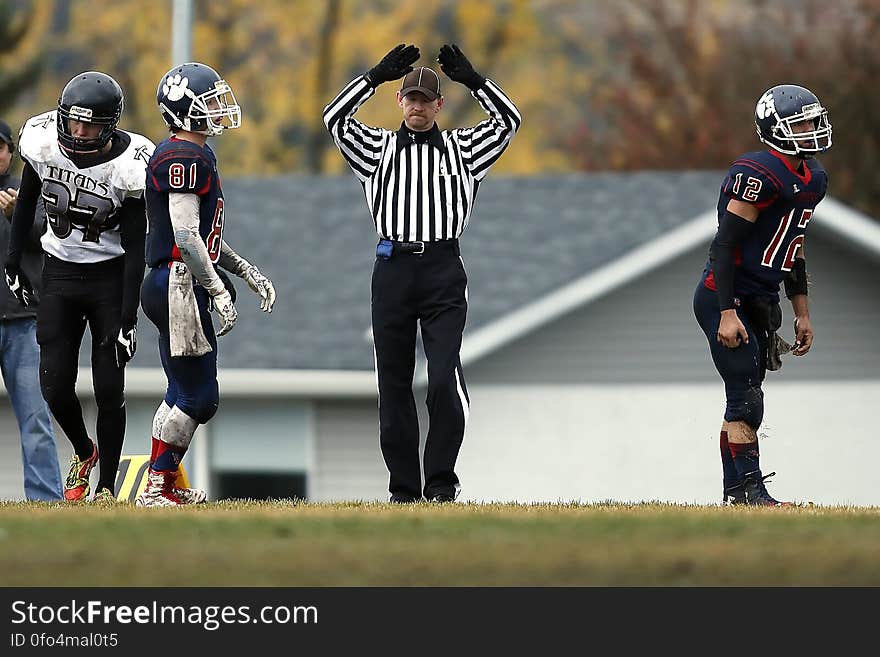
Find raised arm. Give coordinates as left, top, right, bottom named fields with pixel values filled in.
left=440, top=44, right=522, bottom=181
left=322, top=44, right=419, bottom=181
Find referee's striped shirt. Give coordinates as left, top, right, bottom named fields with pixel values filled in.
left=323, top=74, right=521, bottom=242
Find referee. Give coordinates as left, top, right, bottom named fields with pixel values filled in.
left=323, top=43, right=521, bottom=503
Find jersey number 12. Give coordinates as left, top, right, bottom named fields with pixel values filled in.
left=761, top=208, right=813, bottom=271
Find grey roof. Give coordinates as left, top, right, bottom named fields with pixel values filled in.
left=116, top=171, right=722, bottom=371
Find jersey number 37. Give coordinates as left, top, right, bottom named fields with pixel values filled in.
left=42, top=179, right=116, bottom=243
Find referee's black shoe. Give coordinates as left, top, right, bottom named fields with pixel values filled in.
left=390, top=493, right=421, bottom=503
left=427, top=493, right=455, bottom=503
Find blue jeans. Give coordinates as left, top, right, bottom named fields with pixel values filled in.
left=1, top=317, right=63, bottom=501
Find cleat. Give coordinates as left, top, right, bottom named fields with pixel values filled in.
left=91, top=487, right=119, bottom=504
left=174, top=485, right=207, bottom=505
left=136, top=469, right=206, bottom=507
left=723, top=482, right=747, bottom=505
left=136, top=470, right=184, bottom=507
left=63, top=440, right=99, bottom=502
left=389, top=493, right=420, bottom=503
left=742, top=470, right=794, bottom=507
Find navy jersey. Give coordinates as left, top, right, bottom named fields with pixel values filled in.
left=705, top=149, right=828, bottom=301
left=145, top=137, right=225, bottom=267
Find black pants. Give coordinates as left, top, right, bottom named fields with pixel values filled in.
left=371, top=240, right=470, bottom=500
left=37, top=254, right=126, bottom=491
left=693, top=278, right=764, bottom=428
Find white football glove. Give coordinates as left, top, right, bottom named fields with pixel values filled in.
left=115, top=325, right=137, bottom=367
left=242, top=265, right=276, bottom=313
left=5, top=264, right=36, bottom=307
left=211, top=288, right=238, bottom=336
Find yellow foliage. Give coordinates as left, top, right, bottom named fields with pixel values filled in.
left=0, top=0, right=875, bottom=221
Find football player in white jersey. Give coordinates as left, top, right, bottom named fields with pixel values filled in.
left=4, top=71, right=155, bottom=503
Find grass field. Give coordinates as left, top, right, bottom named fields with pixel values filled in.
left=2, top=501, right=879, bottom=586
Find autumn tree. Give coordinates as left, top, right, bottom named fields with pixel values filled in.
left=0, top=0, right=49, bottom=117
left=2, top=0, right=877, bottom=216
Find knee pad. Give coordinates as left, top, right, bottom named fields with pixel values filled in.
left=160, top=406, right=201, bottom=450
left=725, top=386, right=764, bottom=431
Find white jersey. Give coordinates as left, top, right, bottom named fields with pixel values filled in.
left=18, top=110, right=155, bottom=263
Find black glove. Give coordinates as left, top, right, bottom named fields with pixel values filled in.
left=100, top=323, right=137, bottom=368
left=115, top=324, right=137, bottom=367
left=216, top=267, right=237, bottom=304
left=367, top=44, right=420, bottom=87
left=437, top=44, right=486, bottom=90
left=4, top=262, right=36, bottom=307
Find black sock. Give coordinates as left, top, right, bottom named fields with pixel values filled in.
left=720, top=430, right=741, bottom=490
left=729, top=439, right=760, bottom=479
left=96, top=405, right=125, bottom=493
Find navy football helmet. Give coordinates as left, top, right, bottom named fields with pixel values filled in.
left=157, top=62, right=241, bottom=136
left=57, top=71, right=124, bottom=154
left=754, top=84, right=832, bottom=158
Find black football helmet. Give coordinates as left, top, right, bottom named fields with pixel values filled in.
left=57, top=71, right=124, bottom=154
left=754, top=84, right=832, bottom=158
left=157, top=62, right=241, bottom=136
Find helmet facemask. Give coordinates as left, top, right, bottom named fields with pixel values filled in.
left=760, top=102, right=832, bottom=158
left=57, top=103, right=121, bottom=155
left=160, top=79, right=241, bottom=136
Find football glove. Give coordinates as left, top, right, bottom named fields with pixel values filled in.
left=367, top=44, right=420, bottom=86
left=437, top=44, right=485, bottom=90
left=114, top=325, right=137, bottom=367
left=242, top=265, right=276, bottom=313
left=4, top=263, right=36, bottom=307
left=211, top=288, right=237, bottom=336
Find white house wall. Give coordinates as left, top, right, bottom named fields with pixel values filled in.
left=455, top=382, right=878, bottom=506
left=466, top=231, right=880, bottom=384
left=311, top=400, right=387, bottom=501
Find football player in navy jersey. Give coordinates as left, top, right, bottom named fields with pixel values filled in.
left=137, top=62, right=275, bottom=507
left=694, top=84, right=832, bottom=506
left=5, top=71, right=154, bottom=503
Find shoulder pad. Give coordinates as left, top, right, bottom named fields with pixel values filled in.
left=722, top=153, right=783, bottom=208
left=17, top=111, right=60, bottom=166
left=147, top=141, right=215, bottom=195
left=111, top=131, right=155, bottom=194
left=809, top=161, right=829, bottom=198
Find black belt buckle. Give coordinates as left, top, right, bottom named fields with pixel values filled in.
left=409, top=241, right=425, bottom=255
left=376, top=239, right=393, bottom=260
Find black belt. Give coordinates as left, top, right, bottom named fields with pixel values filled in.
left=377, top=239, right=459, bottom=258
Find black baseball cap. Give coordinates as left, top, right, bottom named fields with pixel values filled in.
left=400, top=67, right=441, bottom=101
left=0, top=119, right=13, bottom=149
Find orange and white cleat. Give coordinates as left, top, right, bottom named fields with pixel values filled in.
left=63, top=440, right=99, bottom=502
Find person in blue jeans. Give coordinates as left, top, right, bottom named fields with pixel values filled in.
left=0, top=119, right=62, bottom=501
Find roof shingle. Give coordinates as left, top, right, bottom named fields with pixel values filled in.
left=122, top=172, right=722, bottom=371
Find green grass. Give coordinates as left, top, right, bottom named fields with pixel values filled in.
left=1, top=501, right=879, bottom=586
